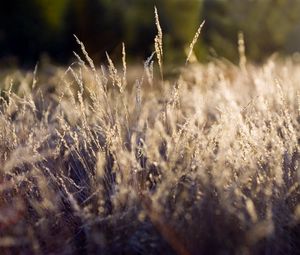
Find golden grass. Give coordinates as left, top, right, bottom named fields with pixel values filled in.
left=1, top=11, right=300, bottom=255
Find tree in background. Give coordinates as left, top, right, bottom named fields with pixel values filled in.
left=120, top=0, right=203, bottom=63
left=0, top=0, right=70, bottom=65
left=159, top=0, right=203, bottom=63
left=34, top=0, right=69, bottom=61
left=65, top=0, right=123, bottom=63
left=202, top=0, right=300, bottom=62
left=0, top=0, right=47, bottom=65
left=0, top=0, right=204, bottom=64
left=121, top=0, right=156, bottom=60
left=202, top=0, right=237, bottom=61
left=2, top=0, right=300, bottom=65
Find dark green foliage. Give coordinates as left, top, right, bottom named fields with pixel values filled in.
left=0, top=0, right=69, bottom=65
left=65, top=0, right=124, bottom=62
left=2, top=0, right=300, bottom=64
left=202, top=0, right=300, bottom=62
left=0, top=0, right=202, bottom=64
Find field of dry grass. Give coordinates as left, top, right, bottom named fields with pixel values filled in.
left=1, top=18, right=300, bottom=254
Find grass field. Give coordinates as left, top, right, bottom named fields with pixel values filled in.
left=1, top=19, right=300, bottom=254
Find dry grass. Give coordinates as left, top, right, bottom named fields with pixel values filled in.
left=1, top=15, right=300, bottom=255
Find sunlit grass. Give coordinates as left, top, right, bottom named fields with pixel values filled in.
left=1, top=12, right=300, bottom=255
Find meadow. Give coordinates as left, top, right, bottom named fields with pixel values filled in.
left=1, top=15, right=300, bottom=255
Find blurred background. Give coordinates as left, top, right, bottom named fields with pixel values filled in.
left=1, top=0, right=300, bottom=67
